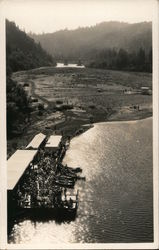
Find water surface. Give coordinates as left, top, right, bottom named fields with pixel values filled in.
left=8, top=118, right=153, bottom=244
left=56, top=63, right=85, bottom=68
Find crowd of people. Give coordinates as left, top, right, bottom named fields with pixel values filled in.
left=13, top=139, right=78, bottom=209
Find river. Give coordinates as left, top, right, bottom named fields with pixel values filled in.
left=8, top=118, right=153, bottom=244
left=56, top=63, right=85, bottom=68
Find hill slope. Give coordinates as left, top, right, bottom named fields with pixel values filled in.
left=6, top=20, right=56, bottom=139
left=6, top=20, right=56, bottom=73
left=30, top=21, right=152, bottom=62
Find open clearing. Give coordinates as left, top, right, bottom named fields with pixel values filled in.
left=9, top=67, right=152, bottom=156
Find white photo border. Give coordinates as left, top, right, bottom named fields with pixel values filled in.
left=0, top=0, right=158, bottom=249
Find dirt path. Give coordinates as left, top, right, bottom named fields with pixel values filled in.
left=29, top=80, right=51, bottom=108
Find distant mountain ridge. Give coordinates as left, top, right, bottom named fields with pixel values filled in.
left=29, top=21, right=152, bottom=62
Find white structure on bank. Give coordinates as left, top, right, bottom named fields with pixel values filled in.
left=26, top=133, right=46, bottom=149
left=45, top=135, right=62, bottom=152
left=7, top=150, right=37, bottom=190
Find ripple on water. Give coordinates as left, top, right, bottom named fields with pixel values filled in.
left=9, top=118, right=153, bottom=243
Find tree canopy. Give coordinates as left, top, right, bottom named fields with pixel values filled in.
left=88, top=47, right=152, bottom=73
left=6, top=20, right=56, bottom=73
left=6, top=20, right=56, bottom=138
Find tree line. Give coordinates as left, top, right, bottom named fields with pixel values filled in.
left=6, top=20, right=56, bottom=74
left=7, top=77, right=33, bottom=138
left=6, top=20, right=56, bottom=138
left=30, top=21, right=152, bottom=67
left=88, top=47, right=152, bottom=73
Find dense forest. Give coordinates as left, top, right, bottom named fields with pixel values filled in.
left=6, top=20, right=56, bottom=73
left=6, top=20, right=56, bottom=138
left=87, top=47, right=152, bottom=72
left=7, top=77, right=32, bottom=138
left=30, top=21, right=152, bottom=72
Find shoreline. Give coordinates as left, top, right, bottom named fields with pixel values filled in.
left=7, top=111, right=153, bottom=157
left=93, top=115, right=152, bottom=126
left=69, top=114, right=152, bottom=140
left=7, top=107, right=152, bottom=158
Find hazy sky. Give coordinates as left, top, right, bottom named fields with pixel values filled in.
left=2, top=0, right=154, bottom=34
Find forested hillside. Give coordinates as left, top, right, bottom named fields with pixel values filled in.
left=6, top=20, right=56, bottom=74
left=30, top=21, right=152, bottom=72
left=88, top=47, right=152, bottom=72
left=6, top=20, right=56, bottom=138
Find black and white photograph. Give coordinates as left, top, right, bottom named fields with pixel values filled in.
left=0, top=0, right=158, bottom=248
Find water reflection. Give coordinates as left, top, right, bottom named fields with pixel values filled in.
left=8, top=118, right=153, bottom=244
left=8, top=208, right=78, bottom=244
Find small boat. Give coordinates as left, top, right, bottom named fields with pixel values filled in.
left=57, top=175, right=76, bottom=180
left=54, top=179, right=75, bottom=188
left=68, top=167, right=82, bottom=173
left=77, top=176, right=86, bottom=181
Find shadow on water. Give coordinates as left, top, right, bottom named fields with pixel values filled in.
left=8, top=208, right=77, bottom=241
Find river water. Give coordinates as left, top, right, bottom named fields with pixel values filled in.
left=8, top=118, right=153, bottom=244
left=56, top=62, right=85, bottom=68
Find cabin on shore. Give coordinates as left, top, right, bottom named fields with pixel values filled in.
left=45, top=135, right=62, bottom=153
left=26, top=133, right=46, bottom=150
